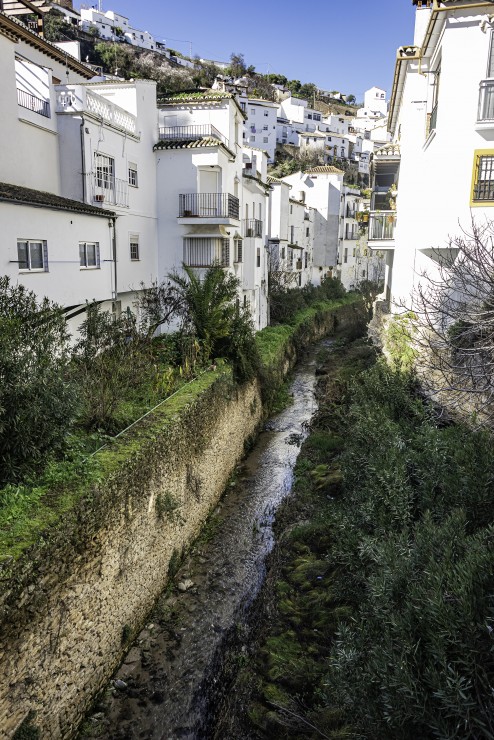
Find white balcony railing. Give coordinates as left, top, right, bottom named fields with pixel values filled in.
left=478, top=79, right=494, bottom=122
left=368, top=211, right=396, bottom=241
left=55, top=85, right=137, bottom=136
left=86, top=173, right=129, bottom=208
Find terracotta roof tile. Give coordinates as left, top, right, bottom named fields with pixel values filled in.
left=0, top=182, right=115, bottom=216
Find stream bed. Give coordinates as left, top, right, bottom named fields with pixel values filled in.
left=80, top=342, right=326, bottom=740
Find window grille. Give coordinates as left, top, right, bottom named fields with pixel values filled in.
left=473, top=154, right=494, bottom=201
left=130, top=235, right=140, bottom=261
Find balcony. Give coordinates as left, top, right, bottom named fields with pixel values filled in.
left=178, top=193, right=240, bottom=223
left=55, top=85, right=138, bottom=136
left=476, top=80, right=494, bottom=135
left=368, top=211, right=396, bottom=249
left=158, top=123, right=229, bottom=149
left=17, top=89, right=50, bottom=118
left=243, top=219, right=263, bottom=238
left=86, top=174, right=129, bottom=208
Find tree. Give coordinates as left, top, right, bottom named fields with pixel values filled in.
left=402, top=218, right=494, bottom=426
left=346, top=94, right=356, bottom=104
left=298, top=82, right=317, bottom=102
left=168, top=265, right=259, bottom=381
left=226, top=52, right=247, bottom=79
left=0, top=277, right=77, bottom=485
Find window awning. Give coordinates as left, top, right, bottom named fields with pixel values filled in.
left=183, top=224, right=232, bottom=238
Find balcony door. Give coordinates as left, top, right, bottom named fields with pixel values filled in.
left=199, top=168, right=221, bottom=216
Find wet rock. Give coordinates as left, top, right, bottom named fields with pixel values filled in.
left=113, top=679, right=128, bottom=690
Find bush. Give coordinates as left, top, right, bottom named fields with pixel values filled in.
left=0, top=277, right=77, bottom=485
left=72, top=304, right=156, bottom=433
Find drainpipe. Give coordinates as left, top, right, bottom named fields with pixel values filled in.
left=109, top=216, right=118, bottom=303
left=80, top=114, right=87, bottom=202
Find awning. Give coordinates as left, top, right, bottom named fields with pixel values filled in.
left=183, top=224, right=232, bottom=238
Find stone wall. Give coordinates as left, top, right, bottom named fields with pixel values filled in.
left=0, top=298, right=364, bottom=739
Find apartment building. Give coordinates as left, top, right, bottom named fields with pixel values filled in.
left=283, top=165, right=344, bottom=283
left=0, top=10, right=123, bottom=333
left=155, top=90, right=269, bottom=330
left=242, top=97, right=278, bottom=163
left=372, top=0, right=494, bottom=308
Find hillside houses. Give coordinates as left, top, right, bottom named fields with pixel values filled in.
left=0, top=4, right=383, bottom=342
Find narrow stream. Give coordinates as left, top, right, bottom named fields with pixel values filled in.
left=81, top=343, right=325, bottom=740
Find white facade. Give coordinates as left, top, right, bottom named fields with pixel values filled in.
left=364, top=86, right=387, bottom=116
left=283, top=166, right=344, bottom=283
left=243, top=98, right=278, bottom=163
left=155, top=92, right=269, bottom=330
left=55, top=79, right=159, bottom=316
left=79, top=7, right=159, bottom=52
left=377, top=1, right=494, bottom=309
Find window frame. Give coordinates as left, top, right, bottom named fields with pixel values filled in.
left=128, top=162, right=138, bottom=188
left=79, top=241, right=100, bottom=269
left=17, top=239, right=48, bottom=272
left=471, top=149, right=494, bottom=206
left=129, top=234, right=140, bottom=261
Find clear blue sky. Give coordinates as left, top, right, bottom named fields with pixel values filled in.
left=90, top=0, right=416, bottom=101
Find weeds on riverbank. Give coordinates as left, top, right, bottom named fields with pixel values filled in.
left=245, top=339, right=494, bottom=739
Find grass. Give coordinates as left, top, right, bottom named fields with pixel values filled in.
left=0, top=367, right=229, bottom=563
left=0, top=296, right=362, bottom=566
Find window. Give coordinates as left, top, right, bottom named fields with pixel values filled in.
left=471, top=150, right=494, bottom=203
left=429, top=62, right=441, bottom=134
left=264, top=110, right=269, bottom=117
left=263, top=137, right=268, bottom=143
left=263, top=125, right=268, bottom=131
left=234, top=238, right=243, bottom=263
left=17, top=239, right=48, bottom=271
left=250, top=108, right=256, bottom=115
left=250, top=135, right=255, bottom=142
left=183, top=237, right=229, bottom=267
left=79, top=241, right=100, bottom=268
left=290, top=225, right=295, bottom=243
left=281, top=246, right=286, bottom=259
left=306, top=227, right=309, bottom=237
left=256, top=247, right=261, bottom=268
left=344, top=248, right=348, bottom=264
left=305, top=252, right=308, bottom=268
left=128, top=162, right=138, bottom=187
left=95, top=153, right=114, bottom=189
left=130, top=234, right=140, bottom=260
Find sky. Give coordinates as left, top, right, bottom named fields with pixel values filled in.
left=91, top=0, right=416, bottom=101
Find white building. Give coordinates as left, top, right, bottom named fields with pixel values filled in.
left=283, top=165, right=344, bottom=283
left=55, top=78, right=159, bottom=318
left=0, top=10, right=123, bottom=334
left=154, top=90, right=269, bottom=330
left=364, top=86, right=387, bottom=116
left=79, top=7, right=159, bottom=52
left=243, top=97, right=278, bottom=163
left=371, top=0, right=494, bottom=308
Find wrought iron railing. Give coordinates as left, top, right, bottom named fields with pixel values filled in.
left=179, top=193, right=239, bottom=219
left=17, top=88, right=50, bottom=118
left=87, top=173, right=129, bottom=207
left=478, top=79, right=494, bottom=122
left=158, top=123, right=229, bottom=148
left=243, top=219, right=263, bottom=238
left=368, top=211, right=396, bottom=241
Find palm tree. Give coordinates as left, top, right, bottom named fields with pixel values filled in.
left=168, top=265, right=239, bottom=361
